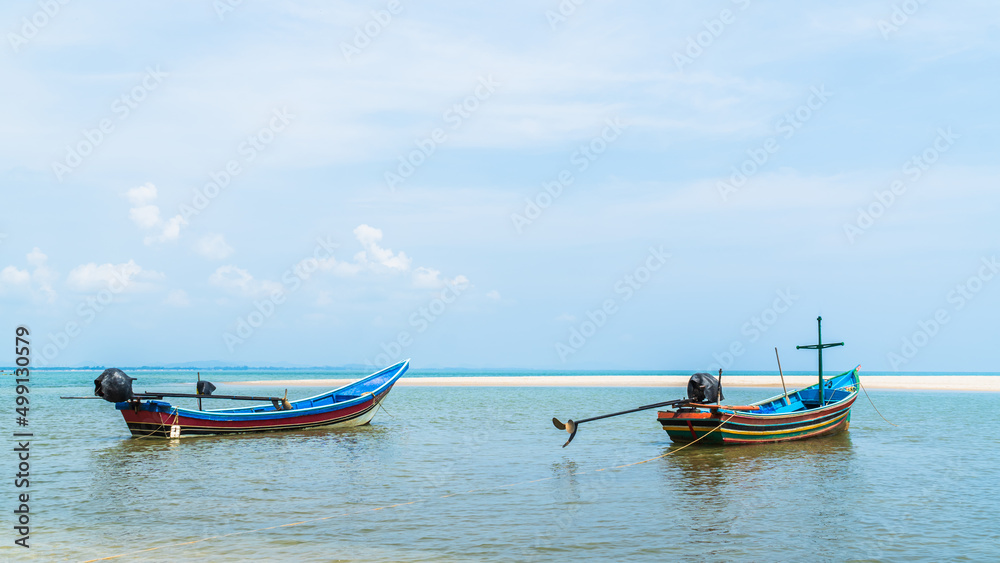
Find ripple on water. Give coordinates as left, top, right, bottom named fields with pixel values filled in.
left=19, top=384, right=1000, bottom=561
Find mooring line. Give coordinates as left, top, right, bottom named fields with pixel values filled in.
left=858, top=380, right=899, bottom=427
left=597, top=412, right=736, bottom=471
left=130, top=407, right=180, bottom=440
left=83, top=414, right=735, bottom=562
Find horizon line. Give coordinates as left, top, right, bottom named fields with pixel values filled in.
left=5, top=365, right=1000, bottom=376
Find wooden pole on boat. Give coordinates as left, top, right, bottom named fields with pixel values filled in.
left=817, top=318, right=824, bottom=404
left=796, top=316, right=843, bottom=406
left=717, top=368, right=723, bottom=405
left=197, top=372, right=203, bottom=411
left=774, top=347, right=788, bottom=404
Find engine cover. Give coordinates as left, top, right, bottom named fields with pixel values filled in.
left=687, top=372, right=724, bottom=404
left=94, top=368, right=136, bottom=403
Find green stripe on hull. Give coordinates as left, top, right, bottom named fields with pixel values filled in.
left=720, top=415, right=849, bottom=443
left=663, top=412, right=851, bottom=445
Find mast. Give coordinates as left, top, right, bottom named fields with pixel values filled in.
left=795, top=316, right=844, bottom=405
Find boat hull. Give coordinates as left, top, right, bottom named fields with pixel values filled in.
left=120, top=388, right=389, bottom=437
left=656, top=367, right=860, bottom=445
left=657, top=396, right=854, bottom=445
left=114, top=360, right=406, bottom=438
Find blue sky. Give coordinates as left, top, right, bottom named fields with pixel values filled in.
left=1, top=1, right=997, bottom=371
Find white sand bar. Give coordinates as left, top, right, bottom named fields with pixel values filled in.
left=235, top=375, right=1000, bottom=392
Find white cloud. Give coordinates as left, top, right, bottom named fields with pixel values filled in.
left=209, top=265, right=283, bottom=297
left=66, top=260, right=163, bottom=292
left=126, top=183, right=158, bottom=206
left=155, top=215, right=186, bottom=244
left=26, top=248, right=47, bottom=268
left=0, top=248, right=57, bottom=302
left=207, top=226, right=466, bottom=302
left=125, top=183, right=188, bottom=245
left=352, top=225, right=468, bottom=288
left=0, top=266, right=30, bottom=286
left=129, top=205, right=161, bottom=230
left=353, top=224, right=412, bottom=272
left=284, top=225, right=469, bottom=290
left=412, top=266, right=443, bottom=288
left=412, top=267, right=470, bottom=290
left=164, top=289, right=190, bottom=307
left=195, top=233, right=234, bottom=260
left=486, top=290, right=501, bottom=300
left=316, top=256, right=363, bottom=277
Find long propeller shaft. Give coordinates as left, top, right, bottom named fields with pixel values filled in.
left=553, top=398, right=689, bottom=447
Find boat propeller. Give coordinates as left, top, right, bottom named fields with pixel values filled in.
left=551, top=418, right=578, bottom=448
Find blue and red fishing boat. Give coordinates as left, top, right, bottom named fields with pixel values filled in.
left=554, top=317, right=857, bottom=447
left=83, top=360, right=408, bottom=438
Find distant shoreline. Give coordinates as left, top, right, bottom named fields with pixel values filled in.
left=234, top=375, right=1000, bottom=392
left=20, top=367, right=1000, bottom=377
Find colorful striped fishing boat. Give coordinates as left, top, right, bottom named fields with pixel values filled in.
left=655, top=366, right=859, bottom=445
left=83, top=360, right=408, bottom=438
left=553, top=317, right=857, bottom=447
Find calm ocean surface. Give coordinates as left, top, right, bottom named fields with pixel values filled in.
left=2, top=369, right=998, bottom=562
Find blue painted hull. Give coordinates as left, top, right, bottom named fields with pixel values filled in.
left=117, top=360, right=408, bottom=437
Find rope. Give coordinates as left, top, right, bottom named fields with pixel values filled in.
left=597, top=412, right=737, bottom=471
left=82, top=412, right=735, bottom=562
left=130, top=407, right=181, bottom=440
left=376, top=400, right=394, bottom=418
left=858, top=380, right=898, bottom=427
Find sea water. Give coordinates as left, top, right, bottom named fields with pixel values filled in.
left=1, top=370, right=997, bottom=561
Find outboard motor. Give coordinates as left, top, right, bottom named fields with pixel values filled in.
left=196, top=380, right=217, bottom=396
left=687, top=372, right=724, bottom=404
left=94, top=368, right=136, bottom=403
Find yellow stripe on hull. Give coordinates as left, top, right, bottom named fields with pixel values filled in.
left=660, top=410, right=849, bottom=437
